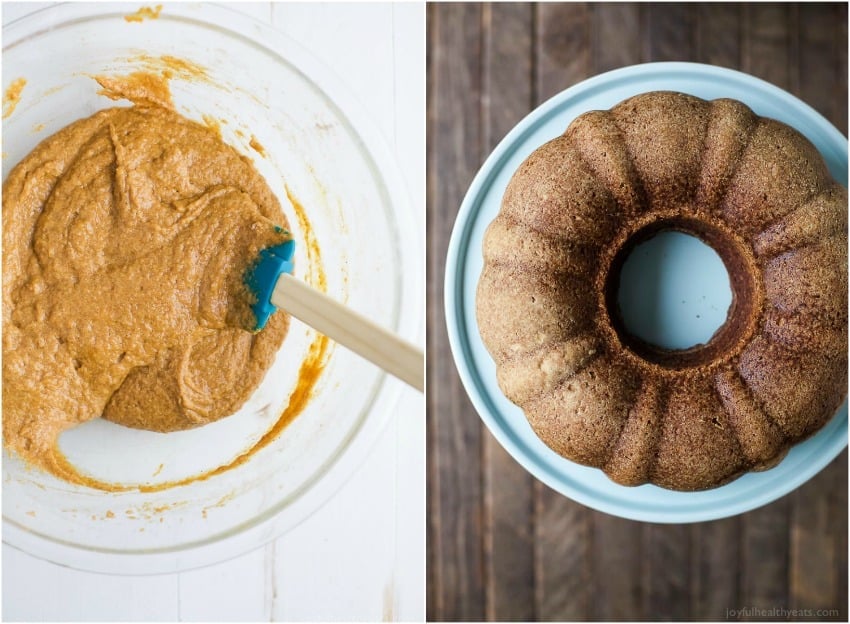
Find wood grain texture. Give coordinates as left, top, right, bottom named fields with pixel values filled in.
left=832, top=451, right=849, bottom=620
left=837, top=4, right=848, bottom=135
left=592, top=3, right=641, bottom=72
left=740, top=497, right=791, bottom=620
left=534, top=482, right=591, bottom=621
left=644, top=3, right=695, bottom=61
left=695, top=3, right=742, bottom=68
left=690, top=517, right=741, bottom=620
left=790, top=455, right=844, bottom=619
left=797, top=3, right=834, bottom=123
left=481, top=4, right=537, bottom=622
left=742, top=3, right=793, bottom=90
left=535, top=3, right=591, bottom=103
left=427, top=3, right=848, bottom=621
left=643, top=523, right=691, bottom=620
left=590, top=514, right=642, bottom=620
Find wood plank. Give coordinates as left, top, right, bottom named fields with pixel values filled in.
left=789, top=455, right=843, bottom=618
left=483, top=432, right=536, bottom=622
left=643, top=3, right=696, bottom=62
left=690, top=517, right=741, bottom=620
left=742, top=3, right=792, bottom=90
left=740, top=497, right=790, bottom=620
left=480, top=4, right=536, bottom=621
left=787, top=3, right=802, bottom=97
left=1, top=545, right=180, bottom=621
left=390, top=6, right=428, bottom=615
left=272, top=419, right=398, bottom=621
left=535, top=3, right=591, bottom=103
left=394, top=393, right=428, bottom=621
left=482, top=3, right=534, bottom=149
left=534, top=481, right=591, bottom=620
left=829, top=451, right=849, bottom=620
left=695, top=3, right=742, bottom=69
left=590, top=513, right=642, bottom=620
left=836, top=3, right=848, bottom=134
left=178, top=548, right=268, bottom=621
left=426, top=3, right=486, bottom=621
left=643, top=523, right=691, bottom=620
left=591, top=3, right=642, bottom=73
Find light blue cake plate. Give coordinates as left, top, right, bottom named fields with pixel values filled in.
left=444, top=62, right=848, bottom=523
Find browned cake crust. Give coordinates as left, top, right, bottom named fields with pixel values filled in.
left=476, top=91, right=848, bottom=491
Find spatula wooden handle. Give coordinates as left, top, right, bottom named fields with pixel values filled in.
left=271, top=273, right=424, bottom=392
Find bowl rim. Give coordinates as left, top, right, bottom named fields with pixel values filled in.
left=444, top=61, right=849, bottom=524
left=2, top=1, right=423, bottom=573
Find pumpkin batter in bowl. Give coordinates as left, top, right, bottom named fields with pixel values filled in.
left=3, top=74, right=291, bottom=483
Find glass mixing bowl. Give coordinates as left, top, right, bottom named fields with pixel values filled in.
left=2, top=3, right=421, bottom=573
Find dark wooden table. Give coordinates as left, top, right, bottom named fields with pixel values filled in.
left=427, top=3, right=848, bottom=621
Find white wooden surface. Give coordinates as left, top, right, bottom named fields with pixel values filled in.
left=1, top=3, right=425, bottom=621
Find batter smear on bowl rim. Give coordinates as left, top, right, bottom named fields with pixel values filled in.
left=2, top=70, right=305, bottom=485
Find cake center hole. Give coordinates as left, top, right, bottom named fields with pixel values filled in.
left=616, top=231, right=732, bottom=350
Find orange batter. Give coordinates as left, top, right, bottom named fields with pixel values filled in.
left=3, top=73, right=292, bottom=480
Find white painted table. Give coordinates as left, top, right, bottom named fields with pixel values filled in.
left=1, top=3, right=425, bottom=621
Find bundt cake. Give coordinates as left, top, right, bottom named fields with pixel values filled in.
left=476, top=91, right=848, bottom=491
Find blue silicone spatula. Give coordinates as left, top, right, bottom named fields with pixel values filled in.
left=246, top=240, right=424, bottom=392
